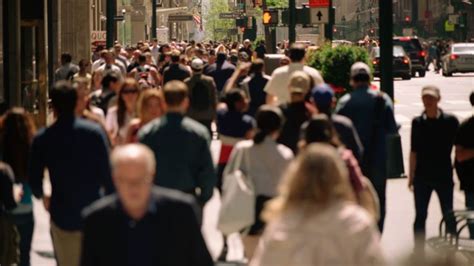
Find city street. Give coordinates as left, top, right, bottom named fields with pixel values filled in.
left=30, top=70, right=473, bottom=265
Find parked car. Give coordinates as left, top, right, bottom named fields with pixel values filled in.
left=393, top=36, right=426, bottom=77
left=371, top=45, right=412, bottom=80
left=442, top=43, right=474, bottom=77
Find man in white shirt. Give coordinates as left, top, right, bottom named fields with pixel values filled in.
left=96, top=50, right=123, bottom=78
left=264, top=44, right=324, bottom=105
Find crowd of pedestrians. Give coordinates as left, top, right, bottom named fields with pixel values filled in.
left=0, top=37, right=473, bottom=266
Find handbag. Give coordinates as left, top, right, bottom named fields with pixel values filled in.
left=218, top=146, right=256, bottom=235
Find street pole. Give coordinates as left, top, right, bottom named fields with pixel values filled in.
left=106, top=0, right=116, bottom=48
left=289, top=0, right=296, bottom=43
left=379, top=0, right=394, bottom=100
left=151, top=0, right=157, bottom=39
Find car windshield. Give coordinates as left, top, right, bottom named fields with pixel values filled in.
left=453, top=46, right=474, bottom=53
left=371, top=47, right=405, bottom=57
left=393, top=39, right=421, bottom=52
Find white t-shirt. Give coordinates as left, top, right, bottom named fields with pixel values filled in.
left=264, top=63, right=324, bottom=104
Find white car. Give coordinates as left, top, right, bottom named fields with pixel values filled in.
left=442, top=43, right=474, bottom=77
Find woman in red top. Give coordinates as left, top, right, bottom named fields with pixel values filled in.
left=126, top=89, right=166, bottom=143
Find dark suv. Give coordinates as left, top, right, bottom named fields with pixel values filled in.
left=393, top=37, right=426, bottom=77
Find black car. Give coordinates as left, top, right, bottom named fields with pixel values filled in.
left=393, top=37, right=426, bottom=77
left=371, top=46, right=412, bottom=80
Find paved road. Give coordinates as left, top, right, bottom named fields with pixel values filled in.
left=30, top=70, right=473, bottom=265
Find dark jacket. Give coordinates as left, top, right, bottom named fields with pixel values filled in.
left=138, top=113, right=216, bottom=204
left=162, top=63, right=190, bottom=85
left=81, top=186, right=213, bottom=266
left=184, top=74, right=218, bottom=121
left=240, top=73, right=270, bottom=117
left=0, top=163, right=16, bottom=216
left=29, top=116, right=113, bottom=230
left=332, top=114, right=364, bottom=163
left=204, top=60, right=236, bottom=93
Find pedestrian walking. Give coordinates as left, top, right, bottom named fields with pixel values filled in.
left=80, top=144, right=213, bottom=266
left=221, top=105, right=293, bottom=259
left=277, top=71, right=312, bottom=154
left=126, top=89, right=165, bottom=143
left=90, top=71, right=122, bottom=116
left=250, top=143, right=384, bottom=266
left=162, top=50, right=191, bottom=86
left=0, top=163, right=19, bottom=265
left=335, top=62, right=398, bottom=232
left=139, top=81, right=217, bottom=206
left=0, top=108, right=36, bottom=266
left=455, top=91, right=474, bottom=238
left=240, top=59, right=270, bottom=117
left=105, top=78, right=140, bottom=146
left=73, top=59, right=92, bottom=84
left=409, top=86, right=459, bottom=251
left=184, top=58, right=218, bottom=136
left=128, top=54, right=160, bottom=87
left=96, top=50, right=123, bottom=78
left=73, top=78, right=106, bottom=125
left=54, top=53, right=79, bottom=82
left=265, top=44, right=323, bottom=105
left=204, top=52, right=236, bottom=96
left=254, top=40, right=267, bottom=60
left=29, top=81, right=114, bottom=266
left=239, top=39, right=253, bottom=60
left=311, top=83, right=364, bottom=162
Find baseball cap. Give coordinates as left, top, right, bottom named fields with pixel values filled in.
left=191, top=58, right=204, bottom=70
left=311, top=83, right=335, bottom=110
left=422, top=86, right=441, bottom=99
left=350, top=62, right=371, bottom=78
left=288, top=71, right=311, bottom=94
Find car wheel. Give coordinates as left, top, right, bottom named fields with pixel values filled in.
left=402, top=74, right=411, bottom=80
left=418, top=70, right=426, bottom=77
left=411, top=70, right=417, bottom=77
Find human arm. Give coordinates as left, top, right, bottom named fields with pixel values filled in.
left=456, top=146, right=474, bottom=162
left=408, top=152, right=417, bottom=191
left=195, top=138, right=217, bottom=204
left=95, top=129, right=114, bottom=195
left=223, top=62, right=251, bottom=93
left=29, top=133, right=45, bottom=199
left=0, top=164, right=17, bottom=211
left=408, top=119, right=419, bottom=191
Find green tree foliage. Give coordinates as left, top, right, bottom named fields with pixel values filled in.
left=204, top=0, right=235, bottom=41
left=266, top=0, right=288, bottom=8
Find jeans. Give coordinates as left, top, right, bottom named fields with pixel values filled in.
left=12, top=212, right=34, bottom=266
left=371, top=177, right=386, bottom=233
left=413, top=181, right=455, bottom=248
left=465, top=192, right=474, bottom=239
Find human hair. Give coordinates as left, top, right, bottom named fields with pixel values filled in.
left=263, top=143, right=354, bottom=221
left=253, top=105, right=284, bottom=144
left=0, top=108, right=36, bottom=182
left=224, top=89, right=246, bottom=112
left=118, top=78, right=140, bottom=128
left=61, top=53, right=72, bottom=64
left=470, top=91, right=474, bottom=107
left=138, top=89, right=165, bottom=122
left=301, top=114, right=343, bottom=148
left=51, top=81, right=78, bottom=116
left=352, top=73, right=370, bottom=83
left=101, top=72, right=121, bottom=89
left=138, top=54, right=147, bottom=64
left=110, top=144, right=156, bottom=177
left=163, top=81, right=188, bottom=107
left=250, top=59, right=265, bottom=75
left=78, top=59, right=90, bottom=69
left=171, top=50, right=181, bottom=62
left=289, top=44, right=306, bottom=62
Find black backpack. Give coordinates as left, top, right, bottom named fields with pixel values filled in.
left=190, top=80, right=211, bottom=111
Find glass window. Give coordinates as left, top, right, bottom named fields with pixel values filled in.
left=393, top=46, right=406, bottom=57
left=453, top=46, right=474, bottom=53
left=0, top=0, right=4, bottom=104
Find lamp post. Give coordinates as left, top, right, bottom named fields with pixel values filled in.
left=122, top=9, right=126, bottom=46
left=151, top=0, right=157, bottom=39
left=106, top=0, right=117, bottom=48
left=289, top=0, right=296, bottom=43
left=341, top=15, right=346, bottom=39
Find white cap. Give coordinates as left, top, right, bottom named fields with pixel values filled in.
left=191, top=58, right=204, bottom=70
left=350, top=62, right=371, bottom=78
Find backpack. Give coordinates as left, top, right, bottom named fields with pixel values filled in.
left=190, top=79, right=211, bottom=111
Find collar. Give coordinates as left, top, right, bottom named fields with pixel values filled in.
left=422, top=109, right=442, bottom=120
left=118, top=195, right=157, bottom=222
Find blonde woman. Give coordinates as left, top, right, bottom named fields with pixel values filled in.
left=250, top=143, right=384, bottom=266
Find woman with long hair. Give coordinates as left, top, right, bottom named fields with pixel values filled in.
left=0, top=107, right=37, bottom=266
left=222, top=105, right=293, bottom=260
left=126, top=89, right=166, bottom=143
left=250, top=144, right=384, bottom=266
left=105, top=78, right=140, bottom=146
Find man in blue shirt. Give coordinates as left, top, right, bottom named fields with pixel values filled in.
left=30, top=81, right=113, bottom=266
left=336, top=62, right=398, bottom=232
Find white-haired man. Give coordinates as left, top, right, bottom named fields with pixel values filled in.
left=80, top=144, right=213, bottom=266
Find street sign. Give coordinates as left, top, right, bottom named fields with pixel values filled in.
left=445, top=20, right=455, bottom=32
left=168, top=14, right=193, bottom=22
left=219, top=13, right=239, bottom=19
left=310, top=8, right=329, bottom=24
left=309, top=0, right=329, bottom=8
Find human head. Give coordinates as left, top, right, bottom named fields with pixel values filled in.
left=138, top=89, right=165, bottom=124
left=73, top=77, right=91, bottom=115
left=114, top=43, right=122, bottom=55
left=217, top=52, right=227, bottom=63
left=421, top=85, right=441, bottom=113
left=103, top=50, right=115, bottom=64
left=101, top=72, right=122, bottom=92
left=289, top=44, right=306, bottom=63
left=288, top=71, right=311, bottom=102
left=224, top=89, right=248, bottom=113
left=263, top=143, right=354, bottom=221
left=191, top=58, right=204, bottom=73
left=163, top=81, right=189, bottom=113
left=311, top=83, right=336, bottom=115
left=91, top=69, right=104, bottom=89
left=249, top=59, right=265, bottom=75
left=300, top=114, right=342, bottom=149
left=138, top=54, right=147, bottom=65
left=0, top=107, right=36, bottom=182
left=110, top=144, right=156, bottom=217
left=170, top=49, right=181, bottom=63
left=350, top=62, right=371, bottom=88
left=118, top=78, right=140, bottom=127
left=51, top=81, right=78, bottom=117
left=279, top=56, right=290, bottom=66
left=78, top=59, right=91, bottom=72
left=254, top=105, right=284, bottom=144
left=60, top=53, right=73, bottom=65
left=244, top=39, right=251, bottom=48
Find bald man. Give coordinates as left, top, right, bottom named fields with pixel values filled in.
left=80, top=144, right=213, bottom=266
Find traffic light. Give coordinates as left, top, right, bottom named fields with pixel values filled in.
left=404, top=15, right=411, bottom=23
left=262, top=10, right=278, bottom=25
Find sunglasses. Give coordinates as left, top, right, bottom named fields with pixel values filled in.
left=122, top=89, right=139, bottom=95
